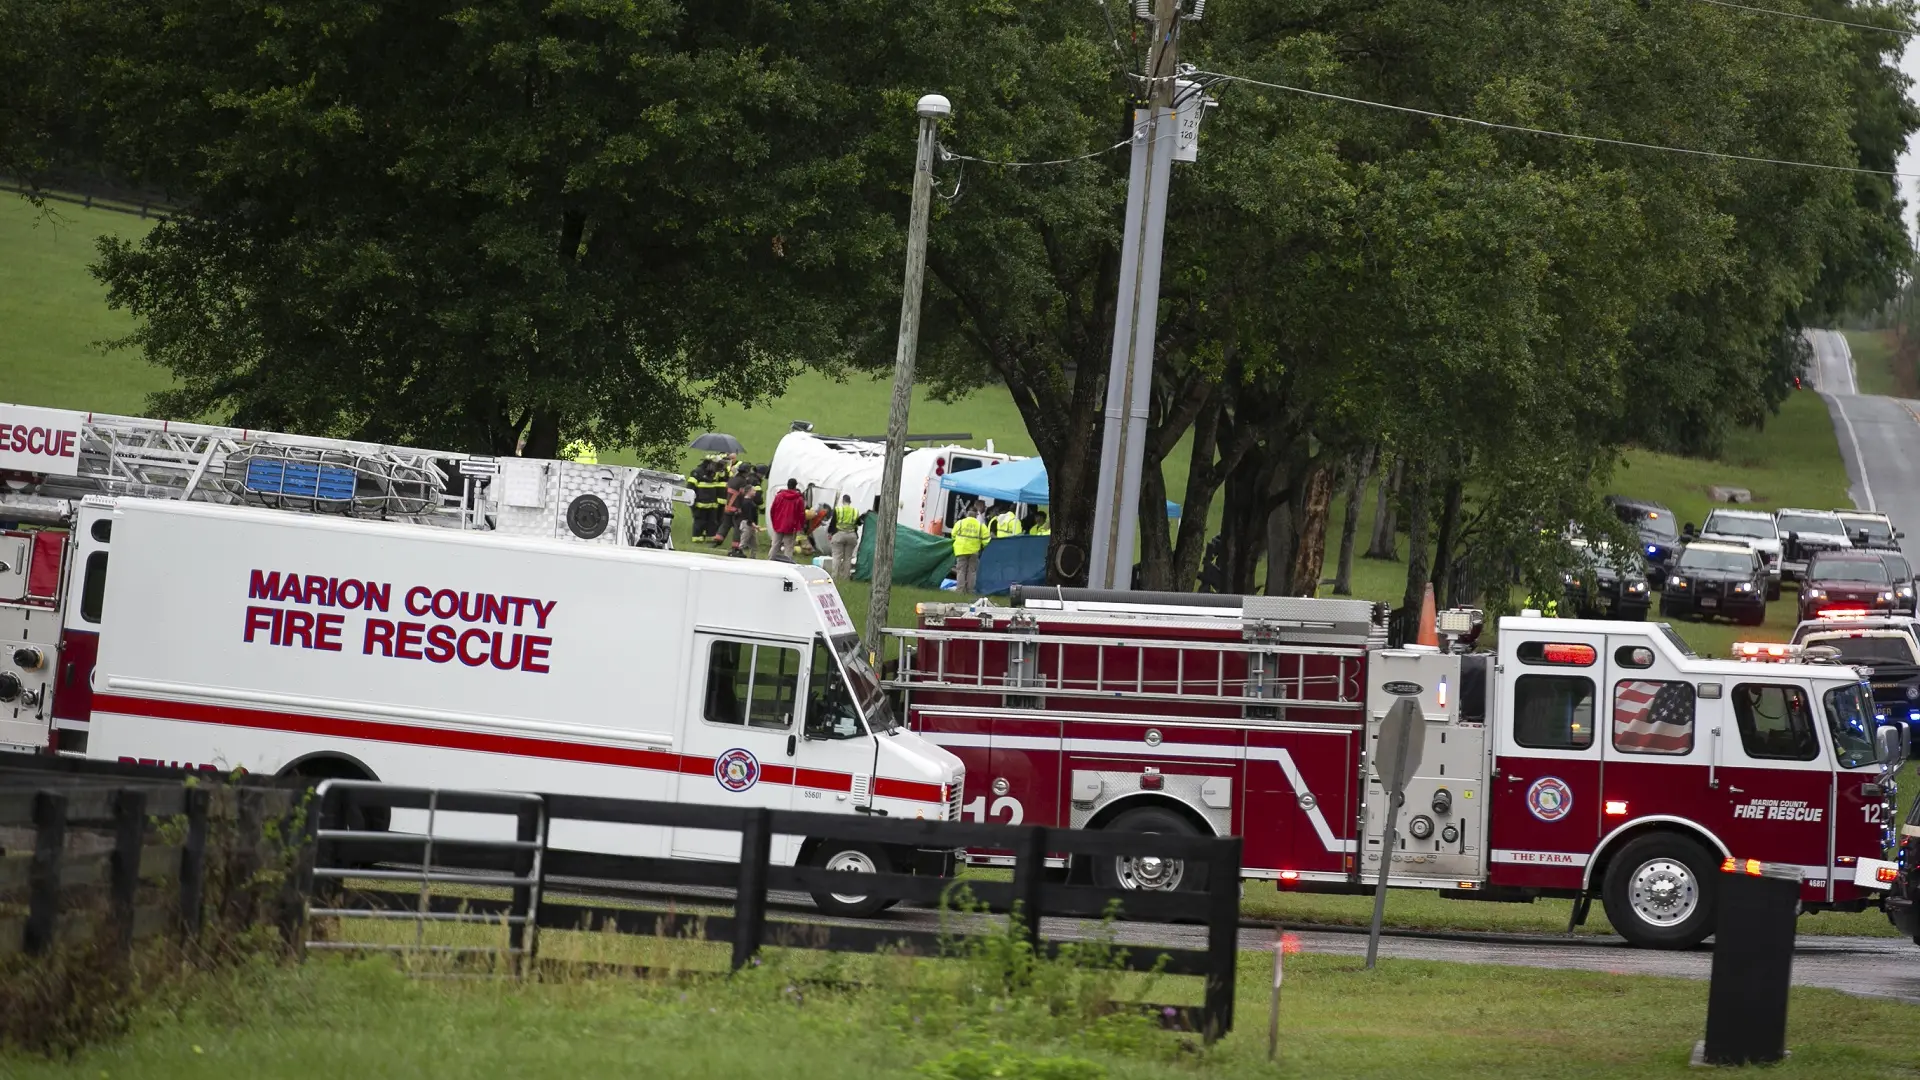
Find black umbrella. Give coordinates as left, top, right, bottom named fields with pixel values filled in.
left=689, top=432, right=744, bottom=453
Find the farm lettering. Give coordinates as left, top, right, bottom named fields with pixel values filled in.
left=1733, top=798, right=1823, bottom=823
left=241, top=570, right=554, bottom=674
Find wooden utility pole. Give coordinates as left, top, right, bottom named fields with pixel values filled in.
left=1088, top=0, right=1186, bottom=590
left=864, top=94, right=950, bottom=660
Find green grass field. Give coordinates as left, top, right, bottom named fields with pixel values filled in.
left=8, top=951, right=1920, bottom=1079
left=1845, top=328, right=1910, bottom=399
left=0, top=197, right=166, bottom=413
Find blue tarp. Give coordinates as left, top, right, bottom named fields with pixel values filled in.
left=940, top=457, right=1180, bottom=516
left=976, top=535, right=1050, bottom=595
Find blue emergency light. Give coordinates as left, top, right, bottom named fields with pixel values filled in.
left=244, top=458, right=356, bottom=502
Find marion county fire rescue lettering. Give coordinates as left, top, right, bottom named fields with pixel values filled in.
left=241, top=569, right=555, bottom=673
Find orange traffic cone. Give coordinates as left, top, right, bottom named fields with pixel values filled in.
left=1416, top=583, right=1439, bottom=647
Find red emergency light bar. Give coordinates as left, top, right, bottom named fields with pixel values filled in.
left=1733, top=642, right=1795, bottom=661
left=1540, top=643, right=1595, bottom=666
left=1816, top=608, right=1874, bottom=620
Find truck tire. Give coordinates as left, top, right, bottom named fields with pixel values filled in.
left=1767, top=580, right=1782, bottom=602
left=1602, top=833, right=1716, bottom=949
left=806, top=840, right=895, bottom=918
left=1092, top=807, right=1210, bottom=893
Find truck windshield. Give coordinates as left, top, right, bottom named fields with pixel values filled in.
left=1808, top=559, right=1889, bottom=584
left=1778, top=513, right=1843, bottom=536
left=818, top=633, right=897, bottom=733
left=1842, top=515, right=1894, bottom=543
left=1677, top=549, right=1752, bottom=574
left=1705, top=515, right=1775, bottom=540
left=1823, top=683, right=1879, bottom=769
left=1807, top=636, right=1918, bottom=667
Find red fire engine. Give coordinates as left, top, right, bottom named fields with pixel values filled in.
left=891, top=588, right=1906, bottom=948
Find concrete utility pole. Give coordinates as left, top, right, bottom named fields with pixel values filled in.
left=1087, top=0, right=1187, bottom=591
left=864, top=93, right=950, bottom=661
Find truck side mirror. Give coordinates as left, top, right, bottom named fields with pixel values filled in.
left=1877, top=724, right=1906, bottom=768
left=1683, top=523, right=1697, bottom=537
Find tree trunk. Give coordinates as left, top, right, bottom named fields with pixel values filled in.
left=1365, top=455, right=1402, bottom=560
left=1334, top=445, right=1376, bottom=595
left=1430, top=470, right=1466, bottom=607
left=1169, top=397, right=1225, bottom=591
left=1399, top=460, right=1433, bottom=635
left=1263, top=500, right=1295, bottom=597
left=1290, top=462, right=1336, bottom=597
left=523, top=408, right=561, bottom=460
left=1139, top=461, right=1175, bottom=591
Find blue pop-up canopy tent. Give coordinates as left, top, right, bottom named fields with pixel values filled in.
left=940, top=457, right=1180, bottom=516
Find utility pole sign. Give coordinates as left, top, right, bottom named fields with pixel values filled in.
left=1087, top=0, right=1209, bottom=590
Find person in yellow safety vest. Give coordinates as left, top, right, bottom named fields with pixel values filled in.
left=829, top=495, right=861, bottom=581
left=991, top=506, right=1024, bottom=540
left=561, top=439, right=598, bottom=464
left=1029, top=510, right=1050, bottom=536
left=950, top=505, right=991, bottom=595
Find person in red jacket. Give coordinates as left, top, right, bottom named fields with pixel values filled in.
left=768, top=478, right=807, bottom=563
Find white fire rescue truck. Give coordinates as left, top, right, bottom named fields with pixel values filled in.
left=0, top=403, right=962, bottom=915
left=889, top=588, right=1906, bottom=948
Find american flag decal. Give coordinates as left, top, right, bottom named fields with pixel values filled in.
left=1614, top=680, right=1694, bottom=754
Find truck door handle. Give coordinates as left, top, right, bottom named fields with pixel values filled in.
left=1728, top=785, right=1745, bottom=794
left=786, top=734, right=796, bottom=757
left=1504, top=775, right=1523, bottom=783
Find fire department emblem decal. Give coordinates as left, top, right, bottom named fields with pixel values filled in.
left=1526, top=777, right=1573, bottom=823
left=715, top=748, right=760, bottom=793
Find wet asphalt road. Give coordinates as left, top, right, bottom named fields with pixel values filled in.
left=552, top=877, right=1920, bottom=1004
left=1808, top=328, right=1920, bottom=560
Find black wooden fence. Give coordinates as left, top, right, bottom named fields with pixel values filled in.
left=312, top=781, right=1245, bottom=1039
left=0, top=756, right=307, bottom=957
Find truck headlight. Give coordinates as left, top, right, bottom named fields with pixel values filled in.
left=1881, top=592, right=1896, bottom=602
left=1627, top=581, right=1648, bottom=594
left=1806, top=588, right=1827, bottom=600
left=1734, top=582, right=1754, bottom=593
left=1669, top=576, right=1689, bottom=589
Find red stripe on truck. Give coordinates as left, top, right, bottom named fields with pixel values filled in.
left=89, top=693, right=945, bottom=803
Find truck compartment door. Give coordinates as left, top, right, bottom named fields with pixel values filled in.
left=1362, top=649, right=1486, bottom=884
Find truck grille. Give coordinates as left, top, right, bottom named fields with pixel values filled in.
left=948, top=779, right=964, bottom=822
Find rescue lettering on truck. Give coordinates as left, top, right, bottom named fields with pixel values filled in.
left=240, top=569, right=555, bottom=670
left=889, top=590, right=1903, bottom=950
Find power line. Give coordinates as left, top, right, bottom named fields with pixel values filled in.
left=1691, top=0, right=1916, bottom=37
left=1190, top=69, right=1920, bottom=180
left=937, top=132, right=1139, bottom=169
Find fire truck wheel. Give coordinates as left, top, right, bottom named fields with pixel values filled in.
left=1093, top=807, right=1208, bottom=893
left=1602, top=833, right=1716, bottom=949
left=807, top=841, right=897, bottom=918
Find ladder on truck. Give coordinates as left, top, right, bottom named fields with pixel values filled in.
left=884, top=594, right=1382, bottom=714
left=0, top=404, right=686, bottom=548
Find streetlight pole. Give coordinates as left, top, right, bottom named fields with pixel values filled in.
left=863, top=93, right=950, bottom=661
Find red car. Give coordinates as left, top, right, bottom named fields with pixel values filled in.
left=1798, top=551, right=1901, bottom=621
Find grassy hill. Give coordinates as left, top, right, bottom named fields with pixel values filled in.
left=0, top=197, right=166, bottom=413
left=0, top=197, right=1855, bottom=652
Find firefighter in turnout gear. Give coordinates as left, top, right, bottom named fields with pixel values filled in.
left=691, top=459, right=724, bottom=541
left=951, top=504, right=991, bottom=595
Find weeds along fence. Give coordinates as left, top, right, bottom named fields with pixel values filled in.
left=311, top=781, right=1245, bottom=1040
left=0, top=755, right=310, bottom=959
